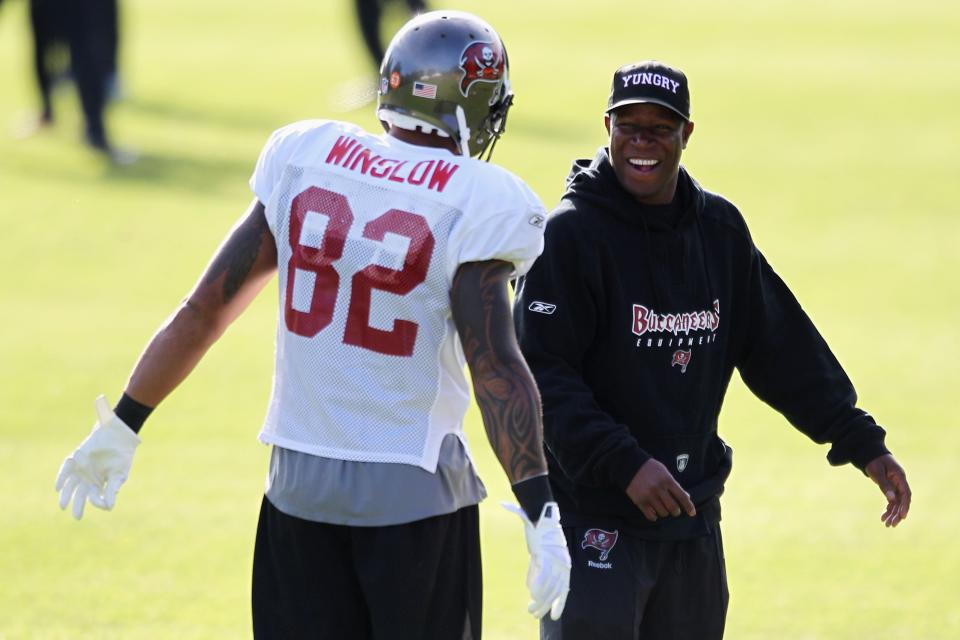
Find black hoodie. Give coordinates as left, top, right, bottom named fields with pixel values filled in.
left=514, top=148, right=889, bottom=538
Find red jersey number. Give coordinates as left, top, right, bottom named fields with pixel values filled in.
left=284, top=187, right=435, bottom=357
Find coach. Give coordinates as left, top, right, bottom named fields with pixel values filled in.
left=514, top=60, right=911, bottom=640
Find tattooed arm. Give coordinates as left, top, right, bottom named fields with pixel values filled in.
left=124, top=199, right=277, bottom=406
left=451, top=260, right=548, bottom=485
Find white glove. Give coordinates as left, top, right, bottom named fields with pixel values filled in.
left=502, top=501, right=571, bottom=620
left=55, top=395, right=141, bottom=520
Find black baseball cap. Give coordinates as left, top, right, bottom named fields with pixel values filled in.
left=606, top=61, right=690, bottom=121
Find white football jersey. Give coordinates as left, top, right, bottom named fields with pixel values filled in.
left=249, top=120, right=546, bottom=472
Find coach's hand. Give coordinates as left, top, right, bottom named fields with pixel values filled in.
left=626, top=459, right=696, bottom=521
left=56, top=395, right=141, bottom=519
left=503, top=502, right=571, bottom=620
left=865, top=454, right=911, bottom=528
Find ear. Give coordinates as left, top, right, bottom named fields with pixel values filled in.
left=604, top=114, right=612, bottom=136
left=681, top=120, right=695, bottom=149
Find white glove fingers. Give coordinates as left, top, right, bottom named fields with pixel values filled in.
left=532, top=563, right=565, bottom=604
left=58, top=474, right=80, bottom=511
left=550, top=586, right=569, bottom=620
left=101, top=474, right=124, bottom=510
left=527, top=566, right=566, bottom=619
left=94, top=395, right=112, bottom=425
left=71, top=484, right=90, bottom=520
left=55, top=458, right=75, bottom=492
left=527, top=596, right=552, bottom=620
left=88, top=490, right=110, bottom=510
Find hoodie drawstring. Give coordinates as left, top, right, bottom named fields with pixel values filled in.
left=638, top=214, right=666, bottom=313
left=694, top=214, right=718, bottom=313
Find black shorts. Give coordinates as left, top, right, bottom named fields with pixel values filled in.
left=541, top=521, right=728, bottom=640
left=252, top=496, right=482, bottom=639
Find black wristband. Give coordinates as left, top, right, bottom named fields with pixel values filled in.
left=511, top=474, right=554, bottom=522
left=113, top=393, right=154, bottom=434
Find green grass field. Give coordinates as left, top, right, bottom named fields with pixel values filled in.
left=2, top=0, right=958, bottom=637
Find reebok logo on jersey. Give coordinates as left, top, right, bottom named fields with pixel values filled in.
left=528, top=301, right=557, bottom=315
left=528, top=214, right=545, bottom=228
left=582, top=528, right=618, bottom=562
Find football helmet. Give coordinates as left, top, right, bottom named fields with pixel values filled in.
left=377, top=10, right=513, bottom=159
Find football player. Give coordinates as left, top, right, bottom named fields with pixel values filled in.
left=56, top=11, right=570, bottom=638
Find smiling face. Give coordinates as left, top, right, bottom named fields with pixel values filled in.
left=604, top=102, right=694, bottom=205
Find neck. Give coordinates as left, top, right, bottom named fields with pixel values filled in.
left=388, top=126, right=461, bottom=155
left=634, top=173, right=680, bottom=206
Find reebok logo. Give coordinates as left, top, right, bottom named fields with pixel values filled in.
left=587, top=560, right=613, bottom=570
left=529, top=301, right=557, bottom=315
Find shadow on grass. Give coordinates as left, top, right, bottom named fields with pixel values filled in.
left=123, top=96, right=282, bottom=134
left=101, top=151, right=254, bottom=195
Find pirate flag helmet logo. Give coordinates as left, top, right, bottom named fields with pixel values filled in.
left=459, top=41, right=505, bottom=99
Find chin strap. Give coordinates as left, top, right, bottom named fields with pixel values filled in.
left=456, top=105, right=471, bottom=158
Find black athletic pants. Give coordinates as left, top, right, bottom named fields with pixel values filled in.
left=29, top=0, right=67, bottom=121
left=63, top=0, right=117, bottom=148
left=541, top=522, right=728, bottom=640
left=252, top=496, right=482, bottom=639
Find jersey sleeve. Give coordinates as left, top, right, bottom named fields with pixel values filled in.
left=249, top=127, right=288, bottom=206
left=449, top=169, right=546, bottom=277
left=249, top=120, right=331, bottom=206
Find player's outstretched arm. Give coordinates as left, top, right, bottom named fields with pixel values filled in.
left=451, top=259, right=570, bottom=620
left=124, top=198, right=278, bottom=405
left=56, top=199, right=277, bottom=519
left=864, top=453, right=911, bottom=527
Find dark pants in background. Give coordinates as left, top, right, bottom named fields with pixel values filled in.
left=64, top=0, right=118, bottom=148
left=29, top=0, right=118, bottom=148
left=29, top=0, right=68, bottom=122
left=354, top=0, right=427, bottom=68
left=542, top=523, right=729, bottom=640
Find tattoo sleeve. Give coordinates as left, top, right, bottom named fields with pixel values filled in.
left=203, top=206, right=273, bottom=304
left=451, top=260, right=547, bottom=483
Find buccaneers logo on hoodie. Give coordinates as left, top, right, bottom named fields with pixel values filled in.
left=632, top=300, right=720, bottom=338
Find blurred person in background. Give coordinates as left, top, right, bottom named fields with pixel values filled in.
left=55, top=10, right=569, bottom=638
left=28, top=0, right=69, bottom=128
left=332, top=0, right=428, bottom=110
left=514, top=60, right=911, bottom=640
left=13, top=0, right=124, bottom=160
left=354, top=0, right=427, bottom=70
left=65, top=0, right=121, bottom=155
